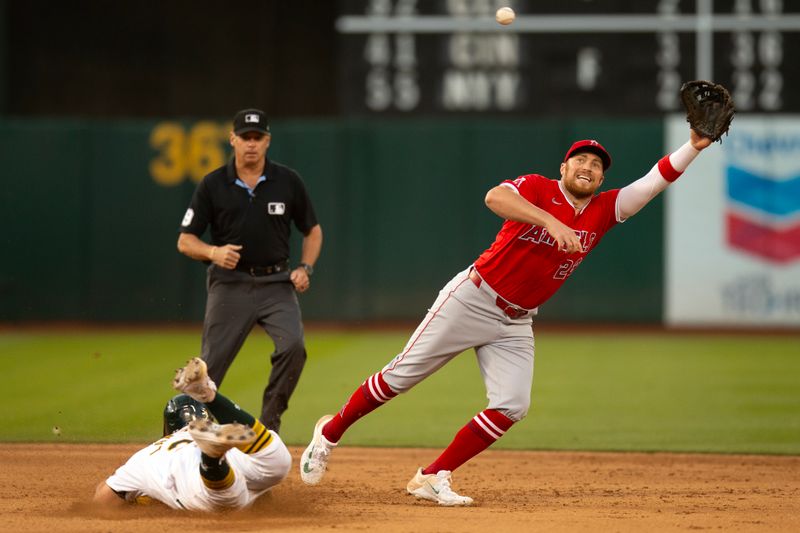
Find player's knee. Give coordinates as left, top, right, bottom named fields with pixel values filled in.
left=500, top=399, right=531, bottom=422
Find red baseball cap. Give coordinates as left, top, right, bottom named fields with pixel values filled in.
left=564, top=139, right=612, bottom=171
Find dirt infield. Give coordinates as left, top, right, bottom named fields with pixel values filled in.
left=3, top=444, right=798, bottom=532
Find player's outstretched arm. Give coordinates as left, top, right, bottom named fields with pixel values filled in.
left=485, top=185, right=583, bottom=253
left=92, top=481, right=128, bottom=508
left=616, top=129, right=713, bottom=221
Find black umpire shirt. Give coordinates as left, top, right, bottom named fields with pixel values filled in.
left=180, top=157, right=318, bottom=269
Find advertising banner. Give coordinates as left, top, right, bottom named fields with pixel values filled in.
left=665, top=115, right=800, bottom=327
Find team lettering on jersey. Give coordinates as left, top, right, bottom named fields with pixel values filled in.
left=148, top=430, right=194, bottom=456
left=518, top=225, right=598, bottom=252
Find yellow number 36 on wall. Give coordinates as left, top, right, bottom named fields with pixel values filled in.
left=149, top=121, right=232, bottom=186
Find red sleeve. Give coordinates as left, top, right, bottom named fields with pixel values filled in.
left=501, top=174, right=543, bottom=205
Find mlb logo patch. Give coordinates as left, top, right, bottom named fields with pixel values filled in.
left=268, top=202, right=285, bottom=215
left=181, top=208, right=194, bottom=226
left=245, top=114, right=260, bottom=124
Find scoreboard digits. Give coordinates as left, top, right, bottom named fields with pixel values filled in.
left=338, top=0, right=799, bottom=115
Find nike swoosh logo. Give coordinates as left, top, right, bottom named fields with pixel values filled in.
left=426, top=481, right=440, bottom=495
left=551, top=198, right=562, bottom=205
left=302, top=447, right=314, bottom=473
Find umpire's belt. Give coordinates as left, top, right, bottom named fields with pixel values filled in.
left=236, top=261, right=290, bottom=277
left=468, top=268, right=534, bottom=320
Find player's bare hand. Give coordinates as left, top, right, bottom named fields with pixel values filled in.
left=211, top=244, right=242, bottom=269
left=291, top=268, right=310, bottom=293
left=547, top=220, right=583, bottom=254
left=690, top=129, right=713, bottom=151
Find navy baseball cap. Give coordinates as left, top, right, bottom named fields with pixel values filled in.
left=564, top=139, right=612, bottom=171
left=233, top=108, right=270, bottom=135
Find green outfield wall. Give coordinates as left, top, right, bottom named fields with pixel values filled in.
left=0, top=118, right=664, bottom=322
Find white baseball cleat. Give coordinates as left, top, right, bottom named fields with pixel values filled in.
left=300, top=414, right=336, bottom=485
left=188, top=418, right=256, bottom=458
left=172, top=357, right=217, bottom=403
left=406, top=468, right=474, bottom=506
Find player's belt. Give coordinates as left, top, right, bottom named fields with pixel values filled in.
left=468, top=269, right=531, bottom=320
left=236, top=260, right=290, bottom=277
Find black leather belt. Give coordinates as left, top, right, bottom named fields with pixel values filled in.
left=468, top=269, right=530, bottom=319
left=236, top=261, right=289, bottom=277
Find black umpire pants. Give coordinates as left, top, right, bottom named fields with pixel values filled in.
left=200, top=265, right=307, bottom=433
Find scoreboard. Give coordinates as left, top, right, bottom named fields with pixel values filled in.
left=337, top=0, right=800, bottom=115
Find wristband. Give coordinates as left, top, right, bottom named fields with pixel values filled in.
left=657, top=155, right=683, bottom=183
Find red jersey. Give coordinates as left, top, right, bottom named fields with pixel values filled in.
left=473, top=174, right=620, bottom=310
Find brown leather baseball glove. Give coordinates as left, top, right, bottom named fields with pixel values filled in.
left=680, top=80, right=735, bottom=143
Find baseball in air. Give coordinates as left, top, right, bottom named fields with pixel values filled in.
left=495, top=7, right=515, bottom=25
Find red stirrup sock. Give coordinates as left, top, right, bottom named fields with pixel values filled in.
left=422, top=409, right=515, bottom=475
left=322, top=372, right=398, bottom=443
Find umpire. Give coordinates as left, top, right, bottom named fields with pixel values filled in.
left=177, top=108, right=322, bottom=433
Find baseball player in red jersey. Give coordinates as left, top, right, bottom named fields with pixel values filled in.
left=300, top=127, right=714, bottom=506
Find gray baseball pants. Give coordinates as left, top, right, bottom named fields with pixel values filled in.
left=201, top=265, right=306, bottom=433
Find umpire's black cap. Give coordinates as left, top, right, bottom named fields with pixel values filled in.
left=233, top=108, right=270, bottom=135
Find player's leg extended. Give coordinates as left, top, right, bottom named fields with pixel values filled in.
left=316, top=296, right=480, bottom=448
left=333, top=268, right=498, bottom=440
left=202, top=392, right=291, bottom=502
left=191, top=393, right=287, bottom=508
left=172, top=356, right=266, bottom=440
left=171, top=357, right=277, bottom=510
left=255, top=281, right=307, bottom=432
left=201, top=268, right=258, bottom=388
left=301, top=268, right=498, bottom=486
left=204, top=392, right=291, bottom=501
left=297, top=370, right=399, bottom=485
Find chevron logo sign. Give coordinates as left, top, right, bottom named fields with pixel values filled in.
left=725, top=135, right=800, bottom=264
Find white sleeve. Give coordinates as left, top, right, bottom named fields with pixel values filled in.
left=615, top=141, right=701, bottom=222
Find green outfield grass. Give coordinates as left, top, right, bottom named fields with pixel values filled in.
left=1, top=328, right=798, bottom=454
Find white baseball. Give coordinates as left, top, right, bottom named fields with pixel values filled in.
left=495, top=7, right=515, bottom=25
